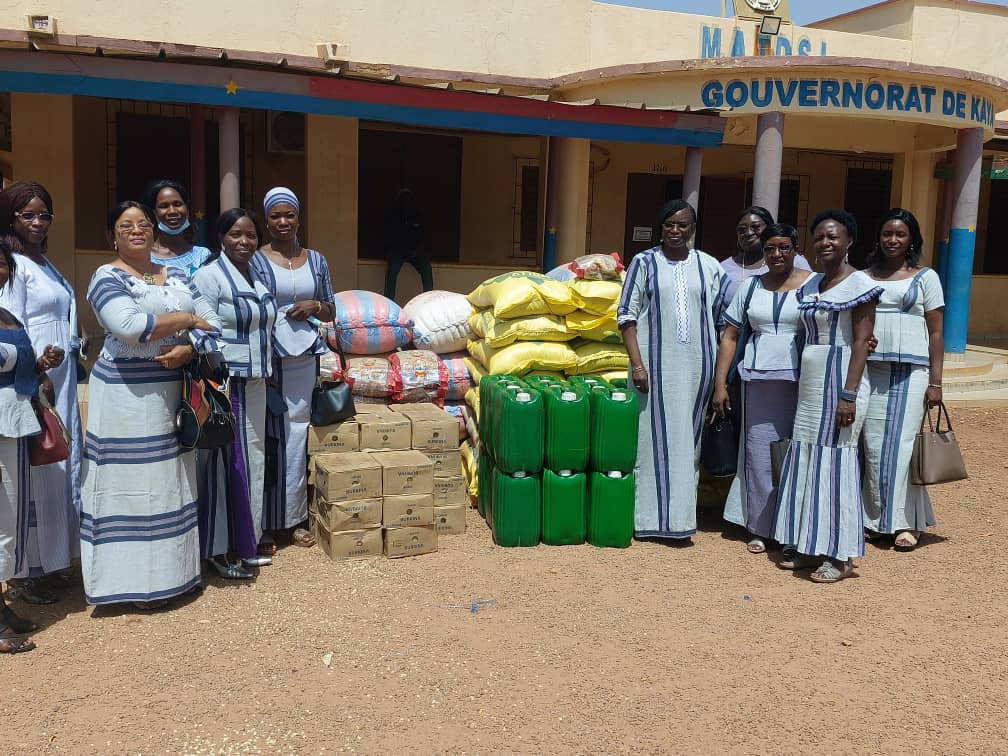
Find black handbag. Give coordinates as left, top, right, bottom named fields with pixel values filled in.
left=700, top=412, right=738, bottom=478
left=176, top=358, right=236, bottom=451
left=310, top=325, right=356, bottom=427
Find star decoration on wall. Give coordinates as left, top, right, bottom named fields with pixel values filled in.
left=225, top=80, right=240, bottom=95
left=194, top=210, right=205, bottom=220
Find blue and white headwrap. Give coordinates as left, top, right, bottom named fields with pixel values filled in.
left=263, top=186, right=299, bottom=214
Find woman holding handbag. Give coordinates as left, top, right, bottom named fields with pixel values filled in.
left=0, top=181, right=82, bottom=605
left=0, top=237, right=62, bottom=652
left=193, top=209, right=277, bottom=578
left=81, top=201, right=220, bottom=609
left=249, top=188, right=335, bottom=551
left=862, top=209, right=945, bottom=551
left=712, top=224, right=812, bottom=554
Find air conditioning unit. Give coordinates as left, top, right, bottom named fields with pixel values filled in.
left=267, top=110, right=305, bottom=155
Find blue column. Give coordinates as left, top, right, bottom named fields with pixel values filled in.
left=935, top=156, right=954, bottom=290
left=944, top=128, right=984, bottom=355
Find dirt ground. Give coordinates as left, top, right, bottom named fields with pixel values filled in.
left=2, top=401, right=1006, bottom=755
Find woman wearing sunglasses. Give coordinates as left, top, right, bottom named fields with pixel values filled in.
left=0, top=181, right=81, bottom=606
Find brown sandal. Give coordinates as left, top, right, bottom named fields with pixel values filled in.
left=291, top=527, right=316, bottom=548
left=0, top=622, right=36, bottom=654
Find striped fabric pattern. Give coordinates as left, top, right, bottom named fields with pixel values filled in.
left=617, top=247, right=726, bottom=540
left=0, top=437, right=30, bottom=581
left=261, top=355, right=314, bottom=530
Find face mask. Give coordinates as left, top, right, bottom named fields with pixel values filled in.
left=158, top=218, right=190, bottom=236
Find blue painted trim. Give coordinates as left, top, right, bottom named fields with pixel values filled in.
left=542, top=229, right=557, bottom=273
left=0, top=70, right=723, bottom=146
left=944, top=226, right=975, bottom=354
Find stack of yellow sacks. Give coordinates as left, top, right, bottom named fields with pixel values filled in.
left=563, top=276, right=629, bottom=383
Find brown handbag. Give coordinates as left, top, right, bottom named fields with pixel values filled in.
left=910, top=401, right=968, bottom=486
left=29, top=397, right=70, bottom=466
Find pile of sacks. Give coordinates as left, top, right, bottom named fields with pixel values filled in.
left=463, top=257, right=629, bottom=386
left=319, top=289, right=476, bottom=439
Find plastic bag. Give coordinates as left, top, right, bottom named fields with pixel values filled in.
left=330, top=290, right=413, bottom=354
left=346, top=355, right=393, bottom=397
left=388, top=349, right=447, bottom=405
left=403, top=290, right=473, bottom=354
left=571, top=253, right=624, bottom=280
left=440, top=352, right=472, bottom=401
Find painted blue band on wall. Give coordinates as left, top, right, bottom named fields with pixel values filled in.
left=0, top=70, right=724, bottom=147
left=943, top=226, right=976, bottom=354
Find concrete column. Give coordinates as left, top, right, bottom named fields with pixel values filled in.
left=752, top=112, right=784, bottom=219
left=944, top=129, right=984, bottom=355
left=909, top=151, right=938, bottom=266
left=305, top=114, right=358, bottom=286
left=190, top=105, right=207, bottom=245
left=935, top=158, right=954, bottom=288
left=683, top=146, right=703, bottom=213
left=218, top=107, right=240, bottom=211
left=551, top=137, right=591, bottom=265
left=542, top=136, right=560, bottom=272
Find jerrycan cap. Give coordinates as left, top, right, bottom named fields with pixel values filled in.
left=515, top=391, right=532, bottom=402
left=607, top=470, right=623, bottom=479
left=612, top=391, right=627, bottom=401
left=558, top=469, right=573, bottom=477
left=506, top=384, right=522, bottom=390
left=513, top=471, right=528, bottom=478
left=561, top=391, right=577, bottom=401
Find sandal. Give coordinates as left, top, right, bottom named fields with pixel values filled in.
left=809, top=560, right=855, bottom=584
left=864, top=528, right=882, bottom=543
left=131, top=599, right=170, bottom=611
left=1, top=606, right=38, bottom=634
left=291, top=527, right=316, bottom=548
left=0, top=626, right=35, bottom=654
left=778, top=548, right=814, bottom=570
left=894, top=531, right=920, bottom=551
left=7, top=578, right=57, bottom=605
left=746, top=537, right=767, bottom=554
left=257, top=534, right=277, bottom=557
left=208, top=558, right=254, bottom=580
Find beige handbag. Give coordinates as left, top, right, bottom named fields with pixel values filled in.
left=910, top=401, right=968, bottom=485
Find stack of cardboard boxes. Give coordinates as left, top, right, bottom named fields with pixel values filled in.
left=308, top=403, right=468, bottom=562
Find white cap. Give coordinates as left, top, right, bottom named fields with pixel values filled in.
left=561, top=391, right=576, bottom=401
left=612, top=391, right=627, bottom=401
left=607, top=471, right=622, bottom=478
left=516, top=392, right=531, bottom=402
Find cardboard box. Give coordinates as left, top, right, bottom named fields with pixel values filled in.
left=424, top=449, right=463, bottom=478
left=396, top=405, right=460, bottom=451
left=433, top=475, right=468, bottom=507
left=316, top=496, right=383, bottom=531
left=356, top=404, right=398, bottom=417
left=308, top=420, right=360, bottom=454
left=383, top=493, right=435, bottom=527
left=358, top=413, right=411, bottom=452
left=383, top=524, right=438, bottom=558
left=314, top=452, right=382, bottom=502
left=316, top=523, right=383, bottom=561
left=370, top=450, right=434, bottom=496
left=434, top=505, right=467, bottom=535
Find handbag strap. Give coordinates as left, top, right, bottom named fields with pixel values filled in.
left=319, top=322, right=348, bottom=374
left=919, top=400, right=953, bottom=434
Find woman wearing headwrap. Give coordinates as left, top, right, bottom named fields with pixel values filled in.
left=142, top=180, right=212, bottom=277
left=0, top=181, right=81, bottom=605
left=250, top=187, right=335, bottom=552
left=617, top=199, right=728, bottom=542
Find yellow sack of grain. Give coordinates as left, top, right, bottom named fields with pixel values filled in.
left=467, top=339, right=578, bottom=376
left=463, top=356, right=486, bottom=387
left=464, top=386, right=480, bottom=419
left=460, top=440, right=478, bottom=499
left=468, top=271, right=581, bottom=319
left=584, top=369, right=628, bottom=383
left=566, top=341, right=629, bottom=375
left=468, top=309, right=573, bottom=348
left=568, top=278, right=623, bottom=316
left=566, top=310, right=621, bottom=344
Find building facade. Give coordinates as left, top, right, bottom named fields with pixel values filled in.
left=0, top=0, right=1005, bottom=348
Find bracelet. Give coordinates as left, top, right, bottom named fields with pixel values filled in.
left=631, top=365, right=646, bottom=373
left=315, top=301, right=322, bottom=314
left=928, top=383, right=942, bottom=389
left=839, top=388, right=858, bottom=403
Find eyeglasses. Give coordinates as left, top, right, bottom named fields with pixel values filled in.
left=662, top=221, right=694, bottom=231
left=16, top=211, right=54, bottom=223
left=116, top=221, right=155, bottom=233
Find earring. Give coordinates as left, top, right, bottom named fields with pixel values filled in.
left=113, top=241, right=118, bottom=252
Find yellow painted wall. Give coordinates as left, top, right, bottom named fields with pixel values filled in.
left=305, top=114, right=358, bottom=284
left=811, top=0, right=916, bottom=39
left=968, top=276, right=1008, bottom=338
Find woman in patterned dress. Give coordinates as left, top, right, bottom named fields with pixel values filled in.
left=617, top=199, right=728, bottom=542
left=861, top=209, right=944, bottom=551
left=772, top=209, right=883, bottom=583
left=712, top=224, right=812, bottom=554
left=250, top=187, right=335, bottom=552
left=0, top=181, right=82, bottom=605
left=81, top=201, right=219, bottom=609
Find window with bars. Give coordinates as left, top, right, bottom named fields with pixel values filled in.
left=512, top=157, right=540, bottom=260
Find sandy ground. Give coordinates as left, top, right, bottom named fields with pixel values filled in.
left=2, top=402, right=1006, bottom=755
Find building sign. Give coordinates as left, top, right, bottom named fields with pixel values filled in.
left=700, top=24, right=827, bottom=59
left=700, top=77, right=996, bottom=130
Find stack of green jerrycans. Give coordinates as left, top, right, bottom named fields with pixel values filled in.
left=576, top=377, right=640, bottom=548
left=480, top=376, right=544, bottom=547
